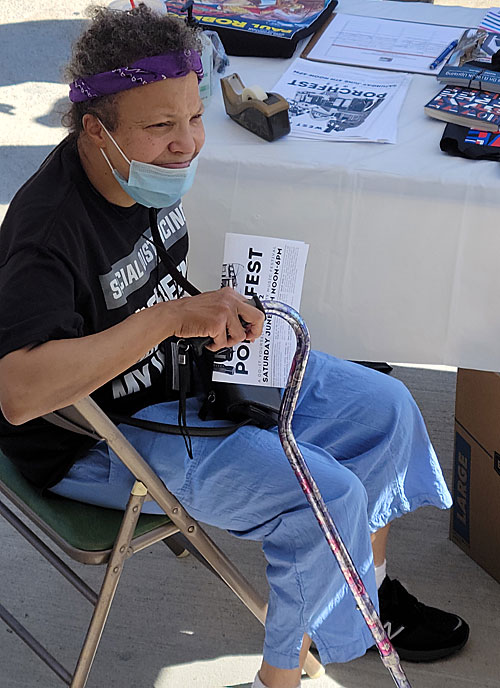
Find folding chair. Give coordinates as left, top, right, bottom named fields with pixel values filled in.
left=0, top=395, right=324, bottom=687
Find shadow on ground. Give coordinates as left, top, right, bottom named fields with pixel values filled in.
left=0, top=20, right=85, bottom=88
left=0, top=146, right=55, bottom=205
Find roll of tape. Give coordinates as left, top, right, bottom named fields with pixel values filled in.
left=241, top=85, right=268, bottom=102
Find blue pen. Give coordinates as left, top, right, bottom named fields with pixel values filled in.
left=429, top=39, right=459, bottom=70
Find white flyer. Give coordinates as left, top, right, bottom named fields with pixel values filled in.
left=213, top=233, right=309, bottom=388
left=272, top=58, right=411, bottom=144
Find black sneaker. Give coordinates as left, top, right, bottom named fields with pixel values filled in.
left=375, top=576, right=469, bottom=662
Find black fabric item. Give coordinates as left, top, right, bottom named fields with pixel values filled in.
left=350, top=361, right=393, bottom=375
left=0, top=137, right=190, bottom=488
left=492, top=49, right=500, bottom=72
left=376, top=576, right=469, bottom=662
left=440, top=123, right=500, bottom=160
left=203, top=3, right=337, bottom=59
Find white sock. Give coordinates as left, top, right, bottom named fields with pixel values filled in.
left=252, top=673, right=301, bottom=688
left=374, top=559, right=387, bottom=590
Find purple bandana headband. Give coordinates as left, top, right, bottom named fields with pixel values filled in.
left=69, top=51, right=203, bottom=103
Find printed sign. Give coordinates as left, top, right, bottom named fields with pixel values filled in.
left=164, top=0, right=336, bottom=40
left=453, top=432, right=471, bottom=544
left=213, top=233, right=308, bottom=388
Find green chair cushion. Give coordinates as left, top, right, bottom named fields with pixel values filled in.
left=0, top=452, right=171, bottom=552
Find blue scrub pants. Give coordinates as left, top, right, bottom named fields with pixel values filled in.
left=51, top=351, right=452, bottom=669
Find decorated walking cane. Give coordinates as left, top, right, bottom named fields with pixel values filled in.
left=261, top=299, right=412, bottom=688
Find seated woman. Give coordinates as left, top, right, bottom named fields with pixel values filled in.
left=0, top=6, right=468, bottom=687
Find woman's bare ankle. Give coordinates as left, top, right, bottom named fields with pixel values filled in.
left=257, top=633, right=310, bottom=687
left=257, top=663, right=301, bottom=688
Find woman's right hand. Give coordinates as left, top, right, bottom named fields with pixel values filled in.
left=165, top=286, right=265, bottom=352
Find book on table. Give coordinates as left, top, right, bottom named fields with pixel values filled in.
left=437, top=62, right=500, bottom=94
left=424, top=85, right=500, bottom=132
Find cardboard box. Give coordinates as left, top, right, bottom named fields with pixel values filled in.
left=450, top=368, right=500, bottom=583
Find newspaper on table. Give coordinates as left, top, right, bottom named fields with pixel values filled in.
left=213, top=233, right=309, bottom=388
left=272, top=58, right=411, bottom=144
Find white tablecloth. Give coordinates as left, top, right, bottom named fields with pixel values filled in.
left=184, top=0, right=499, bottom=369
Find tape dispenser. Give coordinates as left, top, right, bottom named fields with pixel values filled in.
left=221, top=73, right=290, bottom=142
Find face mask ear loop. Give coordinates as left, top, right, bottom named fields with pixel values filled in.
left=100, top=147, right=116, bottom=173
left=97, top=118, right=131, bottom=174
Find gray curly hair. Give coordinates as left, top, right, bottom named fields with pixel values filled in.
left=62, top=4, right=201, bottom=136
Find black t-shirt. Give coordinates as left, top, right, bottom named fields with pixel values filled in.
left=440, top=123, right=500, bottom=161
left=0, top=136, right=191, bottom=489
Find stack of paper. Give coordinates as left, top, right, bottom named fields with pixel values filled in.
left=273, top=58, right=412, bottom=144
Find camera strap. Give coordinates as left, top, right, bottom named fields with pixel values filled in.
left=110, top=209, right=252, bottom=455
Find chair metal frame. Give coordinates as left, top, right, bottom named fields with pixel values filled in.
left=0, top=395, right=324, bottom=687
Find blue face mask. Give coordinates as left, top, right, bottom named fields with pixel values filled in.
left=99, top=121, right=199, bottom=208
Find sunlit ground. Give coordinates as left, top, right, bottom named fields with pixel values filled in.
left=154, top=654, right=350, bottom=688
